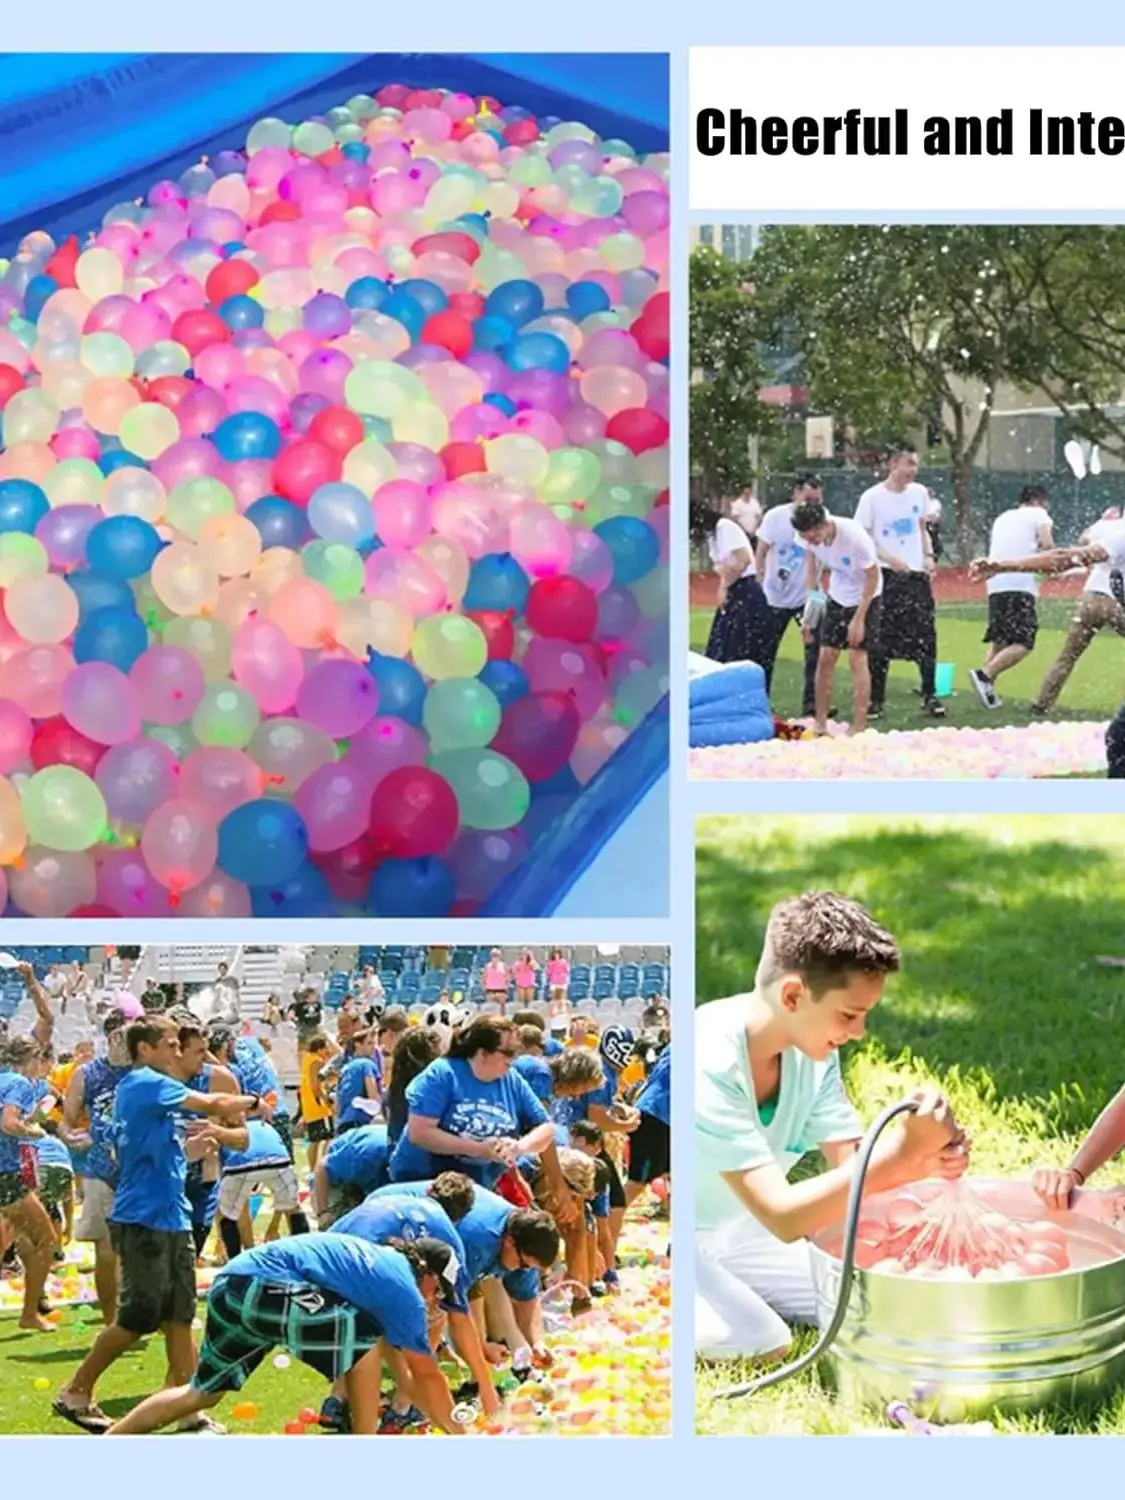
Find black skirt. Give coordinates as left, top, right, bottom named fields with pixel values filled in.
left=705, top=574, right=775, bottom=667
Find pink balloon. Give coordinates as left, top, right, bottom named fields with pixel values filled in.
left=141, top=799, right=218, bottom=899
left=232, top=616, right=304, bottom=713
left=179, top=745, right=262, bottom=820
left=10, top=848, right=96, bottom=917
left=96, top=847, right=176, bottom=917
left=363, top=549, right=446, bottom=619
left=522, top=638, right=608, bottom=720
left=295, top=658, right=378, bottom=738
left=0, top=645, right=75, bottom=720
left=178, top=869, right=252, bottom=918
left=62, top=662, right=141, bottom=745
left=371, top=479, right=432, bottom=549
left=294, top=761, right=373, bottom=853
left=341, top=715, right=428, bottom=786
left=0, top=698, right=33, bottom=773
left=509, top=503, right=574, bottom=579
left=130, top=646, right=205, bottom=725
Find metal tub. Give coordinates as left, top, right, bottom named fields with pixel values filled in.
left=809, top=1179, right=1125, bottom=1421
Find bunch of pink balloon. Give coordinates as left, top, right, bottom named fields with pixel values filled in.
left=0, top=80, right=670, bottom=917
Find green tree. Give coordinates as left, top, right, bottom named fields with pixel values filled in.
left=689, top=247, right=775, bottom=500
left=747, top=225, right=1125, bottom=551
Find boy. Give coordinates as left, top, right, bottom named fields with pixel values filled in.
left=754, top=471, right=825, bottom=713
left=299, top=1033, right=335, bottom=1168
left=969, top=483, right=1053, bottom=708
left=695, top=891, right=967, bottom=1362
left=792, top=500, right=883, bottom=736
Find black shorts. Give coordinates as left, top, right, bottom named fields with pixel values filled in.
left=110, top=1222, right=197, bottom=1334
left=627, top=1112, right=670, bottom=1185
left=193, top=1274, right=383, bottom=1394
left=873, top=569, right=937, bottom=662
left=598, top=1150, right=626, bottom=1210
left=985, top=591, right=1038, bottom=650
left=306, top=1119, right=334, bottom=1144
left=820, top=595, right=882, bottom=653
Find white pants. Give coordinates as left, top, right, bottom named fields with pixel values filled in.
left=695, top=1213, right=818, bottom=1360
left=218, top=1163, right=299, bottom=1220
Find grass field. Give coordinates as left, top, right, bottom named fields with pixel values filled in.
left=690, top=600, right=1124, bottom=730
left=695, top=815, right=1125, bottom=1435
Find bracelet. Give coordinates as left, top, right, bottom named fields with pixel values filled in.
left=1069, top=1165, right=1086, bottom=1186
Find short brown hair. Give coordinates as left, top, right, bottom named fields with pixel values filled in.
left=125, top=1016, right=176, bottom=1062
left=307, top=1033, right=330, bottom=1055
left=757, top=892, right=900, bottom=997
left=377, top=1012, right=409, bottom=1039
left=449, top=1016, right=516, bottom=1060
left=549, top=1047, right=604, bottom=1093
left=517, top=1024, right=544, bottom=1053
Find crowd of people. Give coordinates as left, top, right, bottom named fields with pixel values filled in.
left=694, top=445, right=1125, bottom=747
left=0, top=960, right=671, bottom=1437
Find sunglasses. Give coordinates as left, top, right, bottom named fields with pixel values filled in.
left=496, top=1047, right=518, bottom=1059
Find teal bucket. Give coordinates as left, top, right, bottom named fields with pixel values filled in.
left=249, top=1194, right=264, bottom=1222
left=934, top=662, right=955, bottom=698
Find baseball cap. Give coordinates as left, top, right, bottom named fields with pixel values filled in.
left=412, top=1236, right=461, bottom=1302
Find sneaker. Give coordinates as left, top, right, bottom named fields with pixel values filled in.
left=1030, top=702, right=1050, bottom=716
left=922, top=698, right=947, bottom=718
left=589, top=1280, right=608, bottom=1297
left=318, top=1395, right=351, bottom=1434
left=868, top=704, right=884, bottom=721
left=177, top=1413, right=226, bottom=1435
left=969, top=668, right=1001, bottom=709
left=378, top=1404, right=427, bottom=1434
left=602, top=1267, right=620, bottom=1289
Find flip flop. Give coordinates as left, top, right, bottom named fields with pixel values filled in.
left=52, top=1398, right=111, bottom=1434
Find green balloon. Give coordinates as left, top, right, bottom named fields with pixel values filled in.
left=166, top=477, right=236, bottom=542
left=584, top=482, right=652, bottom=527
left=302, top=540, right=364, bottom=601
left=423, top=678, right=502, bottom=753
left=344, top=361, right=425, bottom=420
left=21, top=766, right=108, bottom=852
left=191, top=683, right=260, bottom=749
left=146, top=723, right=198, bottom=759
left=540, top=448, right=602, bottom=507
left=412, top=614, right=487, bottom=681
left=430, top=749, right=529, bottom=831
left=613, top=666, right=669, bottom=729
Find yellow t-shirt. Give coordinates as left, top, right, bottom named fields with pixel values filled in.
left=299, top=1052, right=333, bottom=1123
left=47, top=1062, right=77, bottom=1124
left=618, top=1057, right=645, bottom=1096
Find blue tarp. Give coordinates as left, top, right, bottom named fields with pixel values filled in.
left=0, top=52, right=669, bottom=249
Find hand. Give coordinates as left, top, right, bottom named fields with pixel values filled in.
left=17, top=962, right=34, bottom=981
left=886, top=555, right=911, bottom=573
left=934, top=1130, right=971, bottom=1180
left=801, top=626, right=813, bottom=645
left=846, top=613, right=867, bottom=649
left=1032, top=1165, right=1082, bottom=1211
left=483, top=1341, right=507, bottom=1365
left=480, top=1384, right=503, bottom=1419
left=892, top=1087, right=959, bottom=1172
left=610, top=1103, right=641, bottom=1132
left=545, top=1187, right=581, bottom=1229
left=479, top=1137, right=519, bottom=1165
left=968, top=557, right=994, bottom=580
left=924, top=556, right=937, bottom=577
left=531, top=1345, right=553, bottom=1370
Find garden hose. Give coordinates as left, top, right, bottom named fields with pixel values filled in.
left=716, top=1097, right=921, bottom=1400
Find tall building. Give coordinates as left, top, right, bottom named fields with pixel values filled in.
left=690, top=223, right=760, bottom=261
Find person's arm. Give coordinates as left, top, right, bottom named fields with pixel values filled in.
left=510, top=1294, right=545, bottom=1350
left=187, top=1119, right=249, bottom=1152
left=972, top=544, right=1104, bottom=578
left=1034, top=1081, right=1125, bottom=1208
left=716, top=547, right=751, bottom=585
left=920, top=515, right=936, bottom=575
left=400, top=1351, right=461, bottom=1434
left=588, top=1101, right=639, bottom=1135
left=846, top=564, right=880, bottom=648
left=446, top=1309, right=502, bottom=1417
left=754, top=537, right=772, bottom=587
left=1037, top=520, right=1055, bottom=550
left=181, top=1087, right=256, bottom=1120
left=21, top=963, right=53, bottom=1050
left=820, top=1139, right=860, bottom=1168
left=60, top=1067, right=90, bottom=1149
left=1, top=1102, right=43, bottom=1140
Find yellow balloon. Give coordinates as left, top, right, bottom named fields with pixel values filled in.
left=198, top=514, right=262, bottom=578
left=335, top=596, right=413, bottom=660
left=75, top=246, right=126, bottom=301
left=2, top=388, right=60, bottom=447
left=81, top=331, right=135, bottom=379
left=391, top=400, right=448, bottom=451
left=252, top=547, right=304, bottom=596
left=44, top=458, right=103, bottom=508
left=81, top=375, right=141, bottom=437
left=0, top=534, right=49, bottom=587
left=0, top=775, right=28, bottom=865
left=415, top=535, right=468, bottom=606
left=485, top=434, right=550, bottom=488
left=151, top=543, right=220, bottom=616
left=119, top=402, right=180, bottom=461
left=342, top=438, right=396, bottom=496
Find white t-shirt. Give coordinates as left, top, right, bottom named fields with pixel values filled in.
left=730, top=494, right=763, bottom=537
left=806, top=516, right=883, bottom=608
left=986, top=505, right=1052, bottom=596
left=708, top=517, right=755, bottom=581
left=854, top=481, right=930, bottom=573
left=756, top=504, right=810, bottom=610
left=1085, top=518, right=1125, bottom=597
left=695, top=994, right=863, bottom=1235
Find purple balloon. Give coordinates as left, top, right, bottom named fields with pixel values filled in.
left=95, top=737, right=179, bottom=825
left=36, top=505, right=101, bottom=571
left=295, top=658, right=378, bottom=739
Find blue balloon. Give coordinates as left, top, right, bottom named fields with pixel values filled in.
left=219, top=241, right=246, bottom=258
left=218, top=802, right=309, bottom=886
left=361, top=414, right=394, bottom=443
left=366, top=653, right=426, bottom=725
left=471, top=315, right=516, bottom=353
left=213, top=411, right=282, bottom=462
left=73, top=606, right=149, bottom=671
left=463, top=553, right=530, bottom=614
left=593, top=517, right=660, bottom=585
left=0, top=478, right=48, bottom=534
left=566, top=280, right=611, bottom=317
left=505, top=331, right=570, bottom=374
left=250, top=861, right=335, bottom=918
left=397, top=279, right=448, bottom=317
left=341, top=142, right=370, bottom=162
left=67, top=570, right=136, bottom=621
left=368, top=857, right=455, bottom=917
left=245, top=496, right=310, bottom=550
left=24, top=274, right=58, bottom=322
left=484, top=280, right=544, bottom=328
left=345, top=276, right=389, bottom=312
left=98, top=449, right=148, bottom=475
left=218, top=294, right=265, bottom=331
left=482, top=393, right=517, bottom=417
left=85, top=516, right=163, bottom=579
left=478, top=659, right=529, bottom=708
left=307, top=482, right=375, bottom=547
left=381, top=289, right=426, bottom=341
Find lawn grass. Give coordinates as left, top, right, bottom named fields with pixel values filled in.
left=690, top=600, right=1124, bottom=731
left=695, top=815, right=1125, bottom=1435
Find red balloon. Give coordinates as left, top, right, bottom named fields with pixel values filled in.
left=44, top=236, right=80, bottom=289
left=260, top=200, right=303, bottom=225
left=451, top=120, right=475, bottom=143
left=205, top=258, right=261, bottom=306
left=467, top=610, right=515, bottom=660
left=308, top=406, right=365, bottom=456
left=421, top=311, right=473, bottom=359
left=30, top=717, right=106, bottom=777
left=504, top=119, right=542, bottom=147
left=526, top=576, right=598, bottom=643
left=631, top=315, right=669, bottom=363
left=311, top=831, right=383, bottom=904
left=492, top=691, right=580, bottom=782
left=273, top=439, right=342, bottom=505
left=70, top=905, right=119, bottom=918
left=377, top=84, right=411, bottom=109
left=0, top=365, right=24, bottom=411
left=446, top=292, right=485, bottom=321
left=606, top=407, right=669, bottom=455
left=146, top=376, right=193, bottom=412
left=368, top=766, right=459, bottom=858
left=404, top=88, right=442, bottom=110
left=412, top=233, right=481, bottom=266
left=654, top=489, right=669, bottom=509
left=172, top=309, right=231, bottom=357
left=440, top=441, right=487, bottom=480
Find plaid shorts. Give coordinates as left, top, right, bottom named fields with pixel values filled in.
left=38, top=1165, right=74, bottom=1216
left=0, top=1169, right=29, bottom=1209
left=192, top=1274, right=384, bottom=1394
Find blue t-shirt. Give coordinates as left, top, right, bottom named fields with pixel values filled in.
left=222, top=1118, right=289, bottom=1171
left=108, top=1067, right=193, bottom=1233
left=333, top=1192, right=470, bottom=1312
left=232, top=1038, right=288, bottom=1119
left=511, top=1054, right=553, bottom=1103
left=324, top=1125, right=390, bottom=1191
left=216, top=1235, right=430, bottom=1355
left=79, top=1059, right=131, bottom=1186
left=636, top=1047, right=670, bottom=1125
left=553, top=1059, right=619, bottom=1131
left=36, top=1133, right=73, bottom=1171
left=390, top=1056, right=548, bottom=1190
left=0, top=1069, right=36, bottom=1173
left=544, top=1038, right=564, bottom=1057
left=371, top=1180, right=539, bottom=1302
left=336, top=1055, right=383, bottom=1129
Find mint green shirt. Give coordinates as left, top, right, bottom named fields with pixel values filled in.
left=696, top=993, right=863, bottom=1234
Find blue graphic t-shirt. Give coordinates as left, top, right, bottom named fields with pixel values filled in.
left=324, top=1125, right=390, bottom=1191
left=333, top=1192, right=470, bottom=1312
left=217, top=1236, right=430, bottom=1354
left=371, top=1180, right=539, bottom=1302
left=336, top=1055, right=383, bottom=1129
left=551, top=1060, right=619, bottom=1132
left=636, top=1047, right=671, bottom=1126
left=108, top=1067, right=193, bottom=1233
left=232, top=1038, right=288, bottom=1119
left=222, top=1118, right=289, bottom=1171
left=511, top=1054, right=553, bottom=1103
left=79, top=1059, right=131, bottom=1187
left=0, top=1069, right=35, bottom=1172
left=389, top=1056, right=548, bottom=1189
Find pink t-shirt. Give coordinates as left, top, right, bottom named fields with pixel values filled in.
left=546, top=958, right=569, bottom=987
left=483, top=962, right=508, bottom=990
left=512, top=959, right=537, bottom=988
